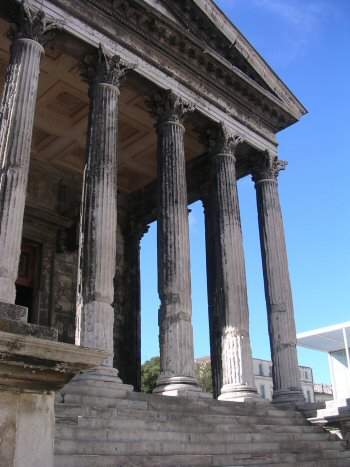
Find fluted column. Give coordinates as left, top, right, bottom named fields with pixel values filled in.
left=207, top=125, right=258, bottom=402
left=252, top=152, right=304, bottom=404
left=114, top=216, right=148, bottom=391
left=202, top=193, right=222, bottom=399
left=0, top=4, right=56, bottom=304
left=149, top=90, right=200, bottom=396
left=75, top=47, right=133, bottom=383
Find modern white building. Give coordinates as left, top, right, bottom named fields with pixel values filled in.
left=297, top=321, right=350, bottom=402
left=314, top=383, right=333, bottom=403
left=253, top=358, right=315, bottom=402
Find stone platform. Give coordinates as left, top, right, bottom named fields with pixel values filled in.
left=55, top=392, right=350, bottom=467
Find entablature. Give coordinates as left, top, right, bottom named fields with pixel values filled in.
left=0, top=0, right=284, bottom=153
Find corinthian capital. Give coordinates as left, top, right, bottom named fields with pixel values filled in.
left=252, top=151, right=287, bottom=183
left=9, top=1, right=58, bottom=46
left=206, top=123, right=243, bottom=158
left=147, top=89, right=195, bottom=125
left=82, top=45, right=135, bottom=89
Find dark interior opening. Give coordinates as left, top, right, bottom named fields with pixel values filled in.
left=15, top=284, right=34, bottom=321
left=15, top=240, right=41, bottom=323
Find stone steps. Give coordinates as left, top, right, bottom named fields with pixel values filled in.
left=55, top=424, right=335, bottom=444
left=56, top=437, right=345, bottom=455
left=55, top=453, right=350, bottom=467
left=56, top=402, right=309, bottom=427
left=54, top=392, right=350, bottom=467
left=60, top=415, right=326, bottom=434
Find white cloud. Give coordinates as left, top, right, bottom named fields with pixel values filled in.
left=253, top=0, right=332, bottom=32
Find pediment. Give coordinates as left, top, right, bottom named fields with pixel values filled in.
left=137, top=0, right=307, bottom=121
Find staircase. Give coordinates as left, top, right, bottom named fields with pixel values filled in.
left=54, top=391, right=350, bottom=467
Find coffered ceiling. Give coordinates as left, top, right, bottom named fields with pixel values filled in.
left=0, top=18, right=205, bottom=194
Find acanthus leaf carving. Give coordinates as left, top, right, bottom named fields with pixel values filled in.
left=9, top=1, right=59, bottom=46
left=81, top=44, right=135, bottom=90
left=147, top=89, right=195, bottom=125
left=205, top=123, right=244, bottom=157
left=252, top=151, right=287, bottom=182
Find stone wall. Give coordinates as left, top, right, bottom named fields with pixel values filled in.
left=22, top=162, right=82, bottom=343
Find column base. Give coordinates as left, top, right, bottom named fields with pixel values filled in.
left=60, top=366, right=133, bottom=405
left=218, top=384, right=261, bottom=402
left=272, top=388, right=305, bottom=407
left=153, top=375, right=207, bottom=398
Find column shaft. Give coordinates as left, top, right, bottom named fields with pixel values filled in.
left=0, top=38, right=43, bottom=303
left=207, top=129, right=257, bottom=401
left=254, top=155, right=304, bottom=403
left=114, top=218, right=144, bottom=391
left=150, top=90, right=199, bottom=395
left=79, top=83, right=119, bottom=367
left=203, top=194, right=222, bottom=399
left=74, top=47, right=133, bottom=387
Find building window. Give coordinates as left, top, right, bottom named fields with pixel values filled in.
left=306, top=390, right=311, bottom=403
left=269, top=365, right=272, bottom=377
left=304, top=370, right=308, bottom=380
left=260, top=385, right=266, bottom=399
left=259, top=363, right=264, bottom=376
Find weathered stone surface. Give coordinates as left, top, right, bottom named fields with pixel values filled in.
left=0, top=330, right=108, bottom=392
left=0, top=4, right=55, bottom=304
left=0, top=391, right=55, bottom=467
left=76, top=47, right=133, bottom=370
left=114, top=217, right=146, bottom=390
left=205, top=125, right=258, bottom=402
left=53, top=250, right=78, bottom=343
left=148, top=90, right=199, bottom=395
left=54, top=390, right=350, bottom=466
left=0, top=324, right=106, bottom=467
left=0, top=302, right=27, bottom=322
left=252, top=152, right=304, bottom=404
left=0, top=318, right=58, bottom=341
left=202, top=195, right=221, bottom=400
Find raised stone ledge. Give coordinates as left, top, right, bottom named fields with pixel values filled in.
left=0, top=318, right=58, bottom=341
left=0, top=302, right=28, bottom=322
left=0, top=330, right=108, bottom=392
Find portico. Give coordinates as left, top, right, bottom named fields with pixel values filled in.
left=0, top=0, right=306, bottom=403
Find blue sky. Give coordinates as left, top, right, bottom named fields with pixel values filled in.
left=141, top=0, right=350, bottom=384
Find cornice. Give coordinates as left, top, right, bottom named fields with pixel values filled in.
left=190, top=0, right=307, bottom=118
left=110, top=0, right=296, bottom=132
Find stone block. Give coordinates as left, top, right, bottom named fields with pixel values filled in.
left=0, top=391, right=55, bottom=467
left=0, top=318, right=58, bottom=341
left=0, top=302, right=28, bottom=322
left=0, top=330, right=107, bottom=467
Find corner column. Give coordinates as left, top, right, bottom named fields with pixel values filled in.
left=207, top=125, right=258, bottom=401
left=252, top=152, right=304, bottom=404
left=0, top=4, right=55, bottom=305
left=73, top=47, right=133, bottom=390
left=149, top=90, right=200, bottom=396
